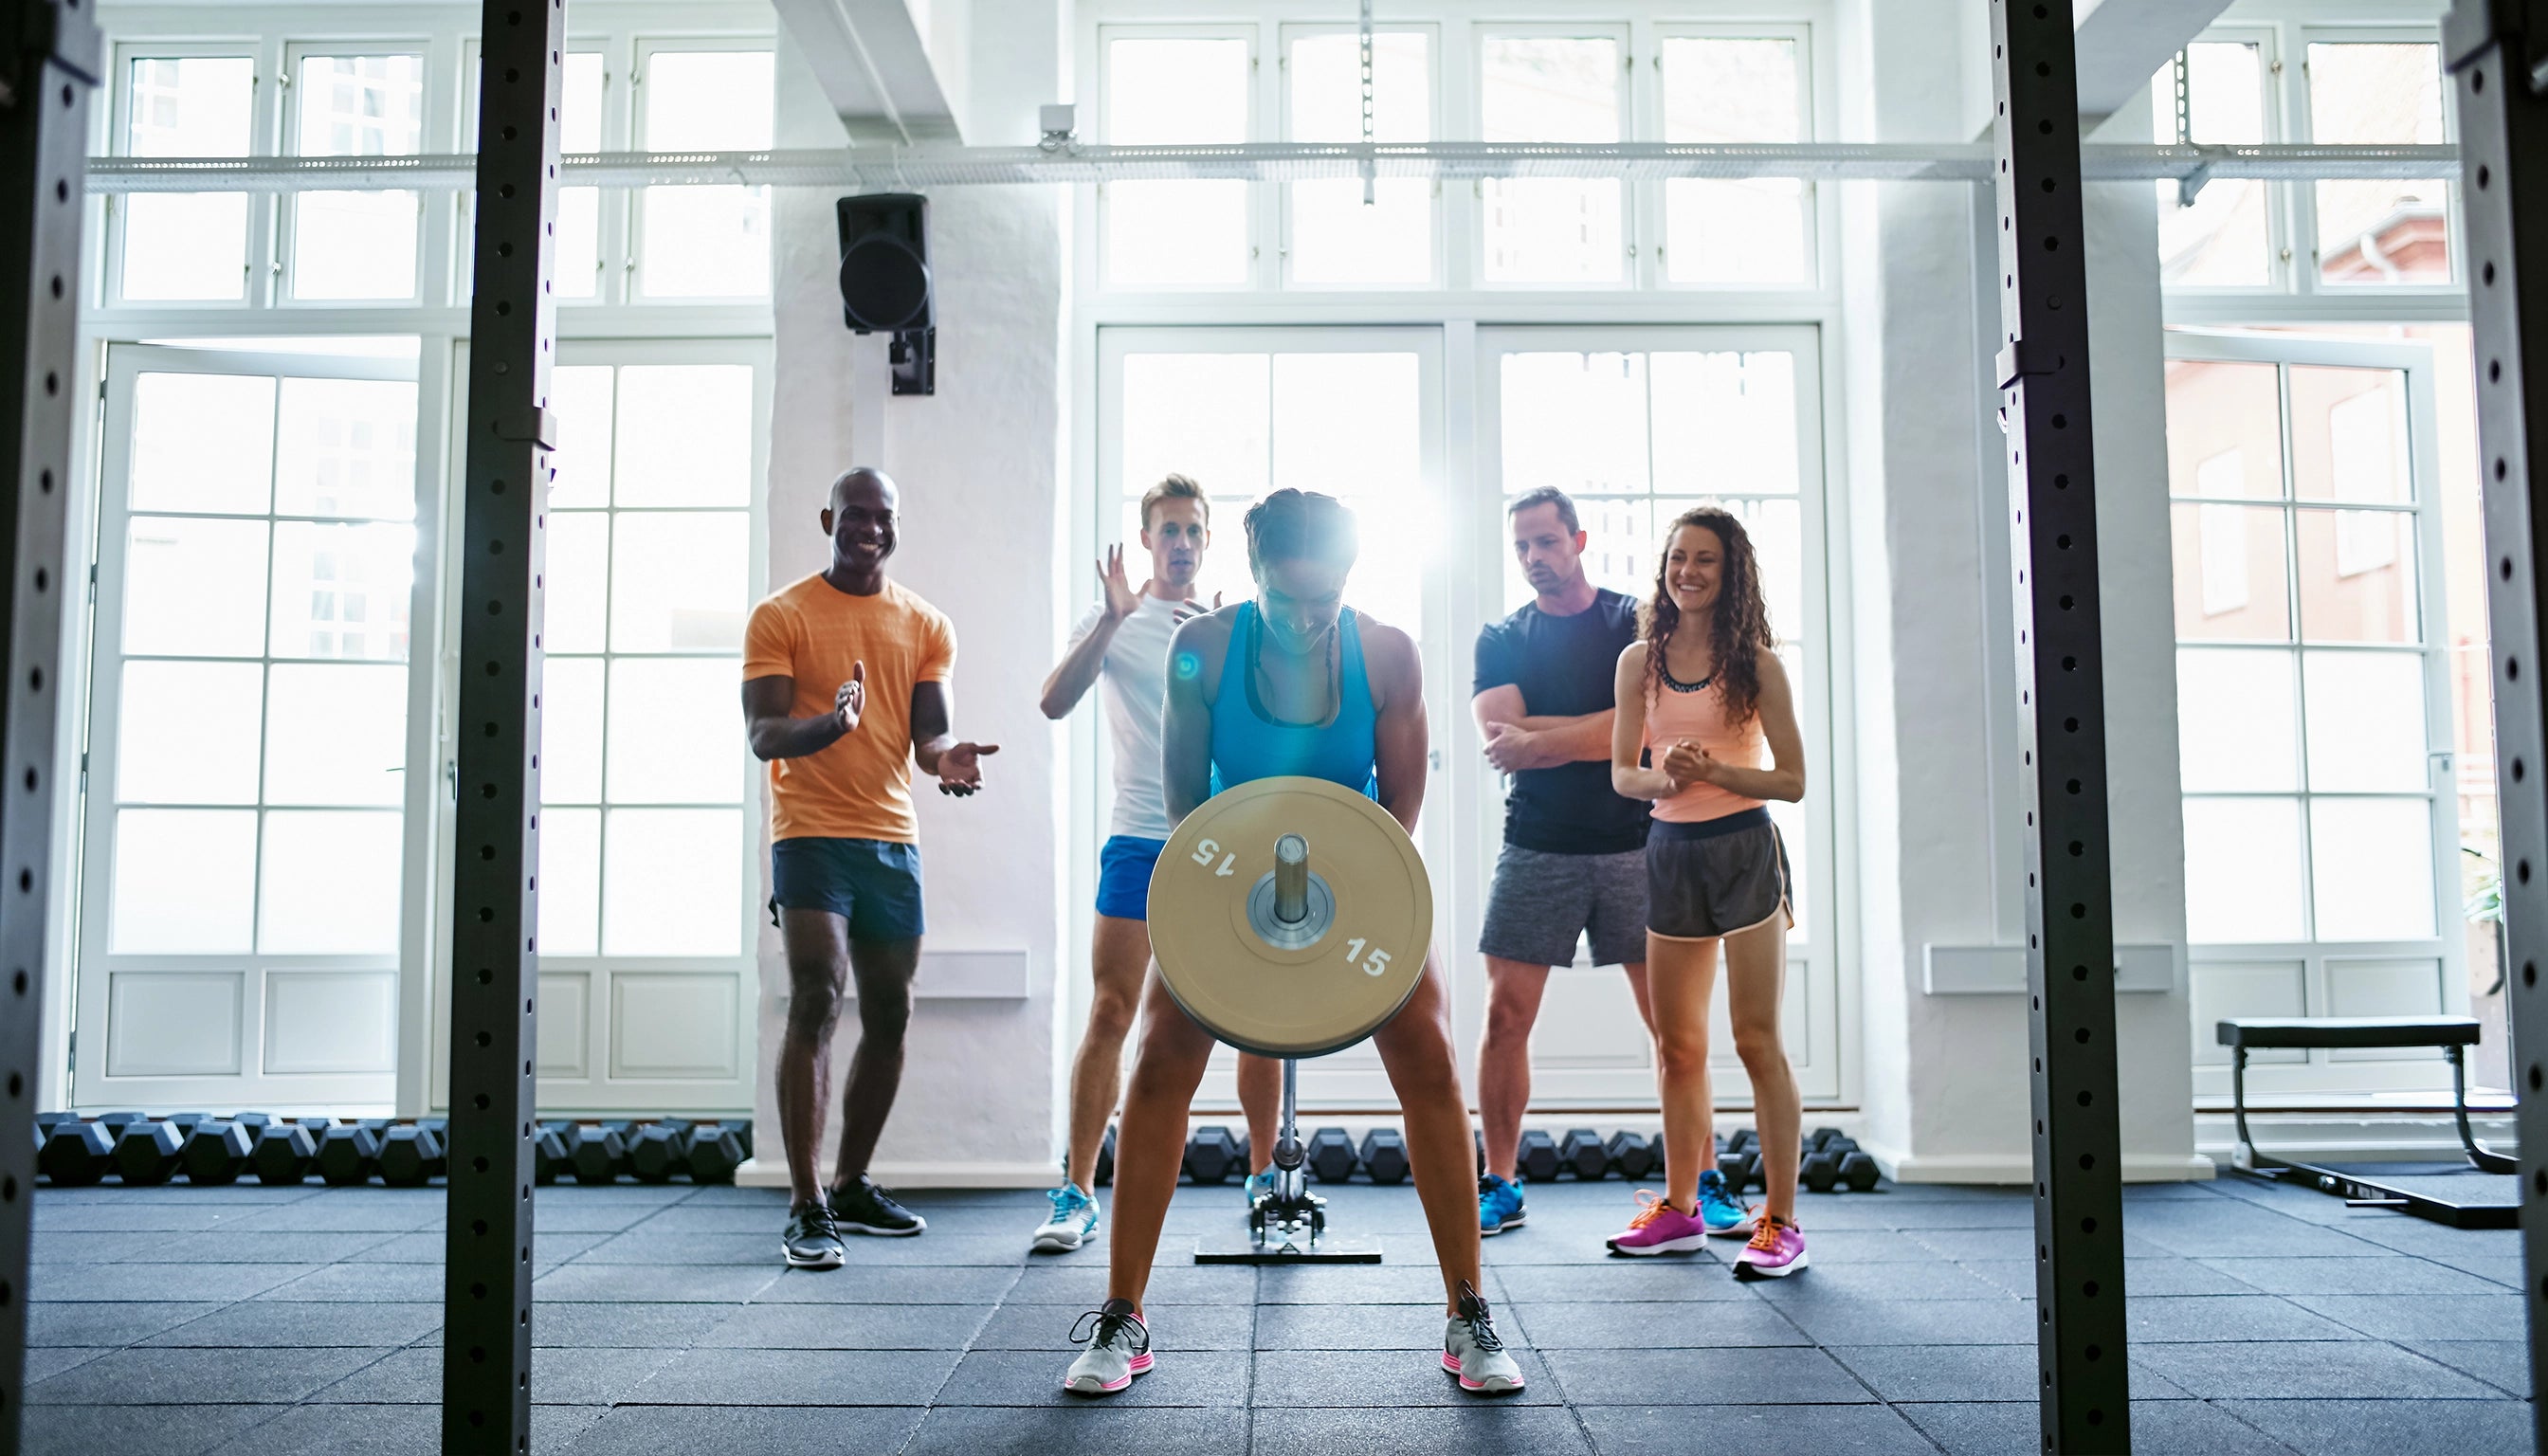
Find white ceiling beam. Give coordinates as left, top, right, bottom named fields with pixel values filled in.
left=774, top=0, right=963, bottom=146
left=2072, top=0, right=2240, bottom=122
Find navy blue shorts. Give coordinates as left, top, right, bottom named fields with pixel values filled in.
left=769, top=837, right=926, bottom=941
left=1096, top=835, right=1166, bottom=920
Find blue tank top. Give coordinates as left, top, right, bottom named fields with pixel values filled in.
left=1210, top=603, right=1380, bottom=797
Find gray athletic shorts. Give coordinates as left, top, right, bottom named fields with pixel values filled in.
left=1478, top=844, right=1648, bottom=968
left=1647, top=810, right=1792, bottom=940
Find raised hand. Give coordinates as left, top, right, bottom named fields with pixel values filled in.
left=835, top=662, right=866, bottom=735
left=1172, top=590, right=1223, bottom=627
left=937, top=741, right=1000, bottom=796
left=1101, top=546, right=1143, bottom=623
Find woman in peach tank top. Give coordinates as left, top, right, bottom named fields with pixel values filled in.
left=1601, top=505, right=1811, bottom=1279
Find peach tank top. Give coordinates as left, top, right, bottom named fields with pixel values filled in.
left=1643, top=653, right=1768, bottom=825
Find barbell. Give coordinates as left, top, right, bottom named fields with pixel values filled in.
left=1147, top=775, right=1432, bottom=1059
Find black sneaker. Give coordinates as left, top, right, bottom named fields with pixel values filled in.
left=828, top=1173, right=927, bottom=1236
left=782, top=1202, right=846, bottom=1269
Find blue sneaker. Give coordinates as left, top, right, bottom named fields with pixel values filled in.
left=1243, top=1169, right=1278, bottom=1211
left=1697, top=1169, right=1756, bottom=1237
left=1477, top=1174, right=1526, bottom=1236
left=1032, top=1185, right=1101, bottom=1252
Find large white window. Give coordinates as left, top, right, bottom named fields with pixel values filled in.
left=287, top=50, right=428, bottom=302
left=635, top=45, right=775, bottom=300
left=1101, top=30, right=1254, bottom=289
left=1283, top=26, right=1435, bottom=287
left=114, top=53, right=256, bottom=302
left=1478, top=29, right=1625, bottom=285
left=1659, top=32, right=1811, bottom=286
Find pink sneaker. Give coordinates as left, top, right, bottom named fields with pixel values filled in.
left=1734, top=1213, right=1808, bottom=1279
left=1604, top=1190, right=1710, bottom=1256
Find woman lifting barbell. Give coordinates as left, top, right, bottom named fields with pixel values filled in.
left=1604, top=504, right=1810, bottom=1277
left=1062, top=488, right=1525, bottom=1396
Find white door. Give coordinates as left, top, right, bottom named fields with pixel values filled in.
left=1467, top=326, right=1842, bottom=1107
left=2164, top=331, right=2466, bottom=1100
left=74, top=345, right=431, bottom=1110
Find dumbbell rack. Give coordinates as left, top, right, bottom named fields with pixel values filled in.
left=1196, top=1060, right=1380, bottom=1264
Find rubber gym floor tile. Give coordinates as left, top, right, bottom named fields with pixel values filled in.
left=558, top=1403, right=929, bottom=1456
left=1487, top=1262, right=1757, bottom=1303
left=1253, top=1300, right=1487, bottom=1350
left=901, top=1405, right=1250, bottom=1456
left=1500, top=1299, right=1811, bottom=1349
left=532, top=1301, right=734, bottom=1349
left=2285, top=1294, right=2530, bottom=1342
left=2307, top=1218, right=2521, bottom=1260
left=1898, top=1401, right=2294, bottom=1455
left=1252, top=1265, right=1470, bottom=1305
left=30, top=1201, right=253, bottom=1233
left=1765, top=1228, right=1938, bottom=1263
left=2125, top=1295, right=2369, bottom=1342
left=26, top=1343, right=388, bottom=1405
left=1478, top=1229, right=1707, bottom=1265
left=570, top=1232, right=814, bottom=1265
left=152, top=1230, right=404, bottom=1265
left=257, top=1263, right=446, bottom=1301
left=2393, top=1339, right=2534, bottom=1396
left=1539, top=1344, right=1870, bottom=1405
left=358, top=1228, right=606, bottom=1267
left=2131, top=1340, right=2500, bottom=1400
left=533, top=1262, right=783, bottom=1303
left=2211, top=1398, right=2536, bottom=1456
left=27, top=1300, right=222, bottom=1347
left=1883, top=1199, right=2038, bottom=1228
left=755, top=1264, right=1020, bottom=1304
left=199, top=1402, right=436, bottom=1455
left=1575, top=1402, right=1940, bottom=1454
left=622, top=1202, right=804, bottom=1234
left=814, top=1231, right=1033, bottom=1266
left=1250, top=1404, right=1595, bottom=1455
left=974, top=1301, right=1255, bottom=1352
left=1009, top=1264, right=1253, bottom=1306
left=22, top=1348, right=109, bottom=1383
left=19, top=1401, right=285, bottom=1456
left=1250, top=1347, right=1560, bottom=1406
left=624, top=1347, right=963, bottom=1406
left=2193, top=1256, right=2510, bottom=1296
left=1741, top=1198, right=1915, bottom=1230
left=309, top=1343, right=681, bottom=1406
left=1901, top=1225, right=2173, bottom=1262
left=1739, top=1260, right=2016, bottom=1303
left=692, top=1301, right=992, bottom=1349
left=2125, top=1214, right=2389, bottom=1261
left=940, top=1348, right=1253, bottom=1407
left=137, top=1299, right=444, bottom=1348
left=223, top=1196, right=445, bottom=1233
left=520, top=1201, right=672, bottom=1234
left=30, top=1261, right=322, bottom=1302
left=1956, top=1257, right=2258, bottom=1299
left=1825, top=1342, right=2047, bottom=1402
left=28, top=1230, right=183, bottom=1263
left=1767, top=1297, right=2037, bottom=1347
left=2411, top=1251, right=2527, bottom=1287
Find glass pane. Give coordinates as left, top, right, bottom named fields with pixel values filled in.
left=606, top=657, right=746, bottom=804
left=110, top=809, right=256, bottom=953
left=124, top=517, right=268, bottom=657
left=262, top=663, right=408, bottom=807
left=131, top=373, right=274, bottom=515
left=639, top=50, right=774, bottom=300
left=537, top=806, right=601, bottom=956
left=1121, top=353, right=1269, bottom=499
left=292, top=56, right=426, bottom=300
left=556, top=188, right=602, bottom=300
left=561, top=52, right=604, bottom=151
left=1500, top=353, right=1648, bottom=497
left=610, top=512, right=750, bottom=653
left=602, top=808, right=740, bottom=956
left=547, top=366, right=615, bottom=509
left=1108, top=182, right=1250, bottom=288
left=2308, top=43, right=2450, bottom=285
left=2302, top=649, right=2429, bottom=792
left=121, top=57, right=253, bottom=301
left=268, top=522, right=414, bottom=661
left=2163, top=360, right=2284, bottom=499
left=1271, top=354, right=1421, bottom=498
left=1482, top=36, right=1621, bottom=282
left=544, top=512, right=610, bottom=654
left=1654, top=498, right=1801, bottom=640
left=2175, top=647, right=2300, bottom=792
left=1651, top=352, right=1799, bottom=494
left=1112, top=37, right=1249, bottom=142
left=1288, top=32, right=1431, bottom=286
left=2183, top=797, right=2305, bottom=942
left=2150, top=42, right=2272, bottom=286
left=2310, top=797, right=2435, bottom=940
left=117, top=661, right=263, bottom=805
left=2170, top=502, right=2289, bottom=641
left=1103, top=38, right=1252, bottom=285
left=275, top=377, right=418, bottom=520
left=2291, top=367, right=2411, bottom=504
left=2296, top=508, right=2417, bottom=643
left=259, top=810, right=403, bottom=954
left=540, top=656, right=605, bottom=804
left=1662, top=38, right=1806, bottom=284
left=613, top=365, right=754, bottom=506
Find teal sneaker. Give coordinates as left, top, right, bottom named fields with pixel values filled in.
left=1478, top=1173, right=1526, bottom=1236
left=1697, top=1168, right=1757, bottom=1237
left=1243, top=1168, right=1278, bottom=1210
left=1032, top=1185, right=1100, bottom=1253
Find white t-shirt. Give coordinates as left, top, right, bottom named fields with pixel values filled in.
left=1069, top=594, right=1181, bottom=842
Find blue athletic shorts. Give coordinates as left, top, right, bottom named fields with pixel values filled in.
left=1096, top=835, right=1167, bottom=920
left=769, top=837, right=926, bottom=941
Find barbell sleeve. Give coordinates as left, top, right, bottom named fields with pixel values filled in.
left=1274, top=833, right=1309, bottom=924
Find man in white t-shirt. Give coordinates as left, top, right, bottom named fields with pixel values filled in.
left=1031, top=475, right=1279, bottom=1252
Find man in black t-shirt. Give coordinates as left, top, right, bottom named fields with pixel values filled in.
left=1469, top=487, right=1654, bottom=1237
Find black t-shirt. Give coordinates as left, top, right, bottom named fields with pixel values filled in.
left=1472, top=589, right=1651, bottom=855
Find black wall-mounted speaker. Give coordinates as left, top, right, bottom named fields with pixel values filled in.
left=836, top=192, right=934, bottom=395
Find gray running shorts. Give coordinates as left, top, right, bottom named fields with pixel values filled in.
left=1478, top=844, right=1648, bottom=968
left=1647, top=810, right=1792, bottom=941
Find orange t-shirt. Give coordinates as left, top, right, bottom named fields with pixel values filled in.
left=742, top=573, right=956, bottom=844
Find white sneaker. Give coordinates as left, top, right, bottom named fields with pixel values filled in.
left=1062, top=1299, right=1153, bottom=1394
left=1441, top=1281, right=1524, bottom=1393
left=1033, top=1185, right=1101, bottom=1252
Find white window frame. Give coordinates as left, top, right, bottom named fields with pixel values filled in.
left=278, top=38, right=441, bottom=310
left=1469, top=20, right=1635, bottom=293
left=1643, top=19, right=1824, bottom=293
left=2289, top=22, right=2460, bottom=298
left=1094, top=22, right=1265, bottom=294
left=628, top=32, right=781, bottom=304
left=101, top=40, right=269, bottom=312
left=1274, top=20, right=1445, bottom=292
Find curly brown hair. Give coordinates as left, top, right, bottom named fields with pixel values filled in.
left=1640, top=504, right=1775, bottom=726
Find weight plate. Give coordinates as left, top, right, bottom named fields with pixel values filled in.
left=1149, top=775, right=1432, bottom=1058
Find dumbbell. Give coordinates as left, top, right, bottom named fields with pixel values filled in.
left=1516, top=1129, right=1559, bottom=1184
left=534, top=1124, right=573, bottom=1185
left=377, top=1125, right=444, bottom=1187
left=628, top=1122, right=695, bottom=1183
left=232, top=1112, right=272, bottom=1141
left=1807, top=1126, right=1846, bottom=1154
left=1307, top=1126, right=1358, bottom=1183
left=1605, top=1130, right=1655, bottom=1182
left=182, top=1121, right=253, bottom=1184
left=113, top=1120, right=185, bottom=1185
left=93, top=1111, right=145, bottom=1132
left=251, top=1124, right=318, bottom=1185
left=1801, top=1148, right=1842, bottom=1194
left=1358, top=1127, right=1410, bottom=1186
left=1183, top=1126, right=1243, bottom=1185
left=685, top=1122, right=747, bottom=1184
left=1719, top=1148, right=1757, bottom=1193
left=1728, top=1127, right=1759, bottom=1156
left=568, top=1124, right=626, bottom=1183
left=318, top=1125, right=382, bottom=1186
left=1560, top=1128, right=1607, bottom=1181
left=165, top=1112, right=210, bottom=1134
left=1093, top=1125, right=1118, bottom=1188
left=39, top=1120, right=114, bottom=1185
left=1840, top=1150, right=1882, bottom=1192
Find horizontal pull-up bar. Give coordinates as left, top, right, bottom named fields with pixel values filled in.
left=82, top=141, right=2460, bottom=192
